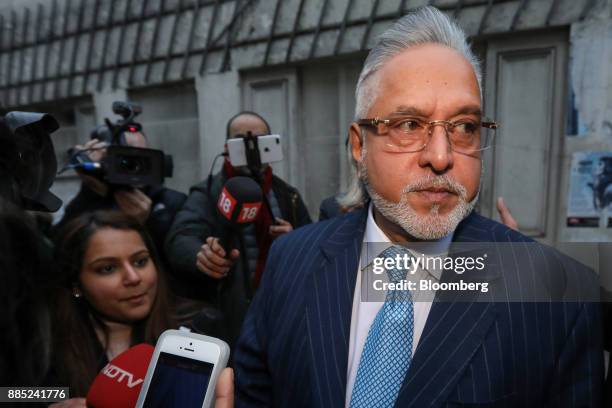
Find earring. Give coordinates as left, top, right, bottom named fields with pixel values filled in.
left=72, top=288, right=82, bottom=299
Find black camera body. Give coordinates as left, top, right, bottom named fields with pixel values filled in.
left=67, top=101, right=173, bottom=188
left=105, top=145, right=167, bottom=187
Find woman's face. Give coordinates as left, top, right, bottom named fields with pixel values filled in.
left=79, top=227, right=158, bottom=323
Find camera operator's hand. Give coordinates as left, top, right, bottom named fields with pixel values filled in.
left=74, top=138, right=107, bottom=162
left=196, top=237, right=240, bottom=279
left=269, top=217, right=293, bottom=239
left=114, top=188, right=152, bottom=224
left=73, top=138, right=110, bottom=196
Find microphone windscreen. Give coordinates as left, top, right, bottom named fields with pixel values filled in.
left=216, top=176, right=263, bottom=225
left=86, top=343, right=154, bottom=408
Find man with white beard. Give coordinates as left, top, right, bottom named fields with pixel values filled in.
left=233, top=6, right=603, bottom=408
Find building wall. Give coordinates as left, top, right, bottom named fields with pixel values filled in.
left=129, top=82, right=200, bottom=194
left=0, top=0, right=603, bottom=108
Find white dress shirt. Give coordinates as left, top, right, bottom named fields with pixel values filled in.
left=345, top=204, right=453, bottom=407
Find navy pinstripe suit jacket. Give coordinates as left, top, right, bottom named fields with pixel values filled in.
left=233, top=208, right=604, bottom=407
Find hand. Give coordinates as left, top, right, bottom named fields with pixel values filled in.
left=196, top=237, right=240, bottom=279
left=114, top=188, right=152, bottom=224
left=73, top=138, right=107, bottom=163
left=73, top=139, right=109, bottom=195
left=80, top=173, right=109, bottom=197
left=269, top=217, right=293, bottom=238
left=214, top=368, right=234, bottom=408
left=496, top=197, right=519, bottom=231
left=48, top=398, right=87, bottom=408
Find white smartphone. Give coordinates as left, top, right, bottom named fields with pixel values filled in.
left=135, top=329, right=230, bottom=408
left=227, top=134, right=283, bottom=167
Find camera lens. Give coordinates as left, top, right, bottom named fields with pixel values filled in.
left=121, top=158, right=141, bottom=173
left=118, top=155, right=147, bottom=175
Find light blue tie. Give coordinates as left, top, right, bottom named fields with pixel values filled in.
left=349, top=246, right=414, bottom=408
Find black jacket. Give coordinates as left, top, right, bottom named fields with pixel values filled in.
left=318, top=195, right=342, bottom=221
left=55, top=184, right=186, bottom=259
left=164, top=170, right=311, bottom=346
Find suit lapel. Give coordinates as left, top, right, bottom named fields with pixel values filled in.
left=395, top=213, right=499, bottom=407
left=305, top=209, right=367, bottom=408
left=395, top=301, right=496, bottom=407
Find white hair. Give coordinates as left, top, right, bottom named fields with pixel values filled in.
left=337, top=6, right=481, bottom=211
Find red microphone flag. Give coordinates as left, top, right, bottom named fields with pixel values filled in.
left=87, top=343, right=154, bottom=408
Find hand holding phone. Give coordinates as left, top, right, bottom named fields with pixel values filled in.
left=136, top=330, right=230, bottom=408
left=214, top=368, right=234, bottom=408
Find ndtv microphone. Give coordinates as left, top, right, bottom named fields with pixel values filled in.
left=216, top=176, right=263, bottom=252
left=87, top=344, right=154, bottom=408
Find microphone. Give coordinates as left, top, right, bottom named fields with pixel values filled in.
left=86, top=343, right=154, bottom=408
left=216, top=176, right=263, bottom=253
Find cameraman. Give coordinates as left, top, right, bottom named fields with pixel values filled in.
left=165, top=111, right=311, bottom=346
left=55, top=126, right=186, bottom=258
left=0, top=112, right=60, bottom=394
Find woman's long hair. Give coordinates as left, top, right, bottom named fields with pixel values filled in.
left=52, top=210, right=173, bottom=396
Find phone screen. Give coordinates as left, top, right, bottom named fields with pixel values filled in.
left=142, top=352, right=214, bottom=408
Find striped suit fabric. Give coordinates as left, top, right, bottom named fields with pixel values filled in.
left=233, top=208, right=604, bottom=407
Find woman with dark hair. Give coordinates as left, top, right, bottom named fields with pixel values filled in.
left=50, top=210, right=174, bottom=400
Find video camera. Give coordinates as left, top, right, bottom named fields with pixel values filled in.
left=0, top=111, right=61, bottom=212
left=64, top=101, right=173, bottom=187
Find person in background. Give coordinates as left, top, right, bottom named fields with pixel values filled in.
left=165, top=111, right=311, bottom=346
left=0, top=199, right=54, bottom=391
left=55, top=126, right=186, bottom=261
left=49, top=211, right=173, bottom=402
left=319, top=136, right=369, bottom=221
left=318, top=194, right=344, bottom=221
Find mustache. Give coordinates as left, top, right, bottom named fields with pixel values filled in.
left=401, top=174, right=467, bottom=198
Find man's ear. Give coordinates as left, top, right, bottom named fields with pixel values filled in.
left=349, top=123, right=363, bottom=164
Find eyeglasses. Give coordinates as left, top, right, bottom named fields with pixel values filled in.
left=356, top=116, right=499, bottom=154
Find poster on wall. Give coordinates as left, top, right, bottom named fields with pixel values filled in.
left=567, top=152, right=612, bottom=227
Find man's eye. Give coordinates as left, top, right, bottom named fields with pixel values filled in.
left=398, top=120, right=422, bottom=132
left=455, top=122, right=478, bottom=134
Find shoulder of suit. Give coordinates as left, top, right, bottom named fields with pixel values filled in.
left=467, top=213, right=598, bottom=289
left=272, top=210, right=363, bottom=250
left=460, top=212, right=536, bottom=243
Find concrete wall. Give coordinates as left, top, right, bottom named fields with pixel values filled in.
left=129, top=82, right=201, bottom=194
left=0, top=0, right=604, bottom=108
